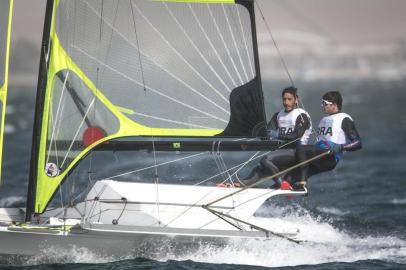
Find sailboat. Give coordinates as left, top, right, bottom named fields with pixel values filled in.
left=0, top=0, right=309, bottom=257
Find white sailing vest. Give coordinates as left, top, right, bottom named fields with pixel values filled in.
left=317, top=113, right=352, bottom=144
left=277, top=108, right=312, bottom=144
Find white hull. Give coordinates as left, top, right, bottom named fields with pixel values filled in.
left=0, top=180, right=306, bottom=257
left=0, top=223, right=284, bottom=258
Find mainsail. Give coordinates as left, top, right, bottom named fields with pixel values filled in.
left=0, top=0, right=13, bottom=182
left=27, top=0, right=266, bottom=216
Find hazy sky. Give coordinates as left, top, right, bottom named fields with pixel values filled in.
left=8, top=0, right=406, bottom=86
left=258, top=0, right=406, bottom=45
left=11, top=0, right=406, bottom=45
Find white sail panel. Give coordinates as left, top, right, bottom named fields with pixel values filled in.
left=55, top=0, right=256, bottom=130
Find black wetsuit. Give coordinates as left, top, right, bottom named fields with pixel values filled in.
left=296, top=116, right=362, bottom=182
left=243, top=111, right=311, bottom=186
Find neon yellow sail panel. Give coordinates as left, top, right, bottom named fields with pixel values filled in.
left=0, top=0, right=13, bottom=182
left=34, top=0, right=257, bottom=213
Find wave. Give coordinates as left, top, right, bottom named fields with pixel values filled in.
left=0, top=196, right=25, bottom=207
left=163, top=206, right=406, bottom=267
left=15, top=204, right=405, bottom=268
left=25, top=246, right=122, bottom=265
left=391, top=198, right=406, bottom=205
left=316, top=206, right=350, bottom=216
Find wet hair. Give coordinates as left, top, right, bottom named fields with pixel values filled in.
left=281, top=86, right=298, bottom=98
left=322, top=91, right=342, bottom=110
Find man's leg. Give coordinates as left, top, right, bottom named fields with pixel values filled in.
left=260, top=149, right=296, bottom=187
left=308, top=155, right=337, bottom=177
left=294, top=145, right=327, bottom=190
left=242, top=165, right=267, bottom=186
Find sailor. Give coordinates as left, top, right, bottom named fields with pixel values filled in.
left=243, top=86, right=312, bottom=188
left=294, top=91, right=362, bottom=190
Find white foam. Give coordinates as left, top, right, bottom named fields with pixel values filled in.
left=19, top=204, right=406, bottom=267
left=391, top=198, right=406, bottom=205
left=316, top=206, right=350, bottom=216
left=161, top=205, right=406, bottom=267
left=26, top=245, right=125, bottom=265
left=170, top=235, right=406, bottom=267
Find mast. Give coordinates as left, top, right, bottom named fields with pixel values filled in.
left=26, top=0, right=54, bottom=222
left=0, top=0, right=13, bottom=182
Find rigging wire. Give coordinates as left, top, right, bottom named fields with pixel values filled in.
left=99, top=1, right=120, bottom=87
left=204, top=207, right=301, bottom=244
left=211, top=142, right=229, bottom=184
left=218, top=151, right=262, bottom=187
left=166, top=150, right=328, bottom=230
left=55, top=2, right=314, bottom=232
left=164, top=150, right=265, bottom=228
left=216, top=142, right=234, bottom=184
left=56, top=0, right=81, bottom=217
left=87, top=0, right=105, bottom=185
left=152, top=139, right=161, bottom=225
left=215, top=142, right=239, bottom=211
left=255, top=0, right=295, bottom=87
left=129, top=0, right=147, bottom=93
left=255, top=0, right=319, bottom=141
left=100, top=151, right=208, bottom=181
left=85, top=0, right=111, bottom=215
left=206, top=151, right=331, bottom=207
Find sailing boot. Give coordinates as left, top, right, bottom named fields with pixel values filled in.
left=292, top=181, right=307, bottom=191
left=268, top=177, right=282, bottom=189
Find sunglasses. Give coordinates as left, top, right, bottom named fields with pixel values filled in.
left=321, top=100, right=333, bottom=107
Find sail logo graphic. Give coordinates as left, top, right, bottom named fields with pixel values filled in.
left=45, top=163, right=60, bottom=177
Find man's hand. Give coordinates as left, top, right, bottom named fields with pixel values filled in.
left=267, top=129, right=279, bottom=139
left=330, top=144, right=343, bottom=154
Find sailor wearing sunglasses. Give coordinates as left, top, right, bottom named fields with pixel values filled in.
left=294, top=91, right=362, bottom=190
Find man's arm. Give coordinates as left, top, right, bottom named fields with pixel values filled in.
left=341, top=117, right=362, bottom=151
left=266, top=113, right=279, bottom=139
left=267, top=113, right=278, bottom=130
left=278, top=113, right=310, bottom=141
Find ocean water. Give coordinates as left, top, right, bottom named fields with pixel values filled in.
left=0, top=79, right=405, bottom=269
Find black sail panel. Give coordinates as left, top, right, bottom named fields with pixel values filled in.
left=219, top=78, right=266, bottom=137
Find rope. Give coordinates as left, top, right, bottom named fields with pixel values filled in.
left=165, top=151, right=329, bottom=230
left=163, top=151, right=265, bottom=227
left=205, top=150, right=331, bottom=207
